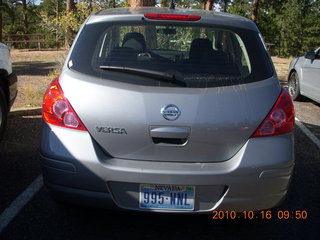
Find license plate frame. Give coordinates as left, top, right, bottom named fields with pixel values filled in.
left=139, top=184, right=195, bottom=211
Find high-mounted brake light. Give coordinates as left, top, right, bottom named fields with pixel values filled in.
left=252, top=89, right=295, bottom=137
left=144, top=13, right=201, bottom=21
left=42, top=77, right=87, bottom=131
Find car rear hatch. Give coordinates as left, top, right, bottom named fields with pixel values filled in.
left=60, top=71, right=280, bottom=163
left=62, top=11, right=279, bottom=163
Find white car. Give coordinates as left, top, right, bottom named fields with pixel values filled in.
left=288, top=48, right=320, bottom=103
left=0, top=43, right=17, bottom=140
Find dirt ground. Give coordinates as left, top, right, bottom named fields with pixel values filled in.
left=11, top=49, right=67, bottom=110
left=272, top=56, right=293, bottom=83
left=10, top=50, right=291, bottom=110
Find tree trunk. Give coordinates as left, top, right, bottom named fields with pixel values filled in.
left=129, top=0, right=156, bottom=50
left=205, top=0, right=214, bottom=10
left=66, top=0, right=74, bottom=12
left=223, top=0, right=229, bottom=12
left=88, top=0, right=92, bottom=10
left=252, top=0, right=260, bottom=22
left=0, top=0, right=2, bottom=43
left=22, top=0, right=28, bottom=33
left=56, top=0, right=60, bottom=49
left=129, top=0, right=155, bottom=7
left=65, top=0, right=74, bottom=49
left=109, top=0, right=116, bottom=8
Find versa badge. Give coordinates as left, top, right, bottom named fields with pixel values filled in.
left=96, top=126, right=127, bottom=135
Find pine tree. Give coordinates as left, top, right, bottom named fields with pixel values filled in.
left=228, top=0, right=251, bottom=18
left=256, top=0, right=286, bottom=56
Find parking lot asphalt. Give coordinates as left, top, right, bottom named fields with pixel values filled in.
left=294, top=100, right=320, bottom=140
left=0, top=100, right=319, bottom=239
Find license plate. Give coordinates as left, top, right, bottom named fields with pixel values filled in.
left=139, top=184, right=195, bottom=210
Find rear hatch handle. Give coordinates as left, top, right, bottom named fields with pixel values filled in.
left=149, top=126, right=191, bottom=146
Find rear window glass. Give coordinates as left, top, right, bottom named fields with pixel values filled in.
left=69, top=21, right=273, bottom=88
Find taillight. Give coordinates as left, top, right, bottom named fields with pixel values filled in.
left=144, top=13, right=201, bottom=21
left=252, top=89, right=294, bottom=137
left=42, top=77, right=87, bottom=131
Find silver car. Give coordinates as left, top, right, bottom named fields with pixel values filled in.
left=41, top=7, right=295, bottom=213
left=288, top=48, right=320, bottom=103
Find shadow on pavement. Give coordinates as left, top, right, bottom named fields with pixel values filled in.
left=0, top=109, right=42, bottom=213
left=13, top=61, right=57, bottom=76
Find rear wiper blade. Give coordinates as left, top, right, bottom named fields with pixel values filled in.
left=99, top=65, right=186, bottom=87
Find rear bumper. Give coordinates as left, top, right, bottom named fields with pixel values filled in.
left=40, top=122, right=294, bottom=213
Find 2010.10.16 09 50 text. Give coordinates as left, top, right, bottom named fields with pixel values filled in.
left=212, top=210, right=308, bottom=220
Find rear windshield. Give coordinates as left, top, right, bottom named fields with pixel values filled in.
left=69, top=21, right=273, bottom=88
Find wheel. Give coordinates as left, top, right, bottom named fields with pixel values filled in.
left=0, top=88, right=8, bottom=141
left=288, top=71, right=302, bottom=101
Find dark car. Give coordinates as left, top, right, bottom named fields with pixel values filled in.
left=0, top=43, right=17, bottom=140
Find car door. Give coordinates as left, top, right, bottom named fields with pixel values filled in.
left=301, top=48, right=320, bottom=102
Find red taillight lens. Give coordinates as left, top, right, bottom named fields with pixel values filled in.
left=42, top=77, right=87, bottom=131
left=144, top=13, right=201, bottom=21
left=252, top=89, right=295, bottom=137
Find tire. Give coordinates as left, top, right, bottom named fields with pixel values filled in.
left=288, top=71, right=302, bottom=101
left=0, top=87, right=8, bottom=141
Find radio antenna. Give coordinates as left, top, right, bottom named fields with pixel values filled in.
left=170, top=0, right=175, bottom=9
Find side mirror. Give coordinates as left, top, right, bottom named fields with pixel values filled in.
left=305, top=51, right=316, bottom=60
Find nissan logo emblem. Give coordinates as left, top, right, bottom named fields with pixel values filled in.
left=161, top=104, right=181, bottom=121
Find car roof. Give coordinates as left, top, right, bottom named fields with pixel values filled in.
left=0, top=42, right=9, bottom=50
left=87, top=7, right=258, bottom=32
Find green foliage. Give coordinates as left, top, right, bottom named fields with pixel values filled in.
left=281, top=0, right=304, bottom=56
left=228, top=0, right=251, bottom=17
left=1, top=0, right=320, bottom=55
left=40, top=2, right=104, bottom=48
left=173, top=0, right=209, bottom=9
left=2, top=0, right=31, bottom=33
left=156, top=26, right=195, bottom=51
left=256, top=0, right=320, bottom=57
left=1, top=1, right=44, bottom=48
left=225, top=0, right=320, bottom=57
